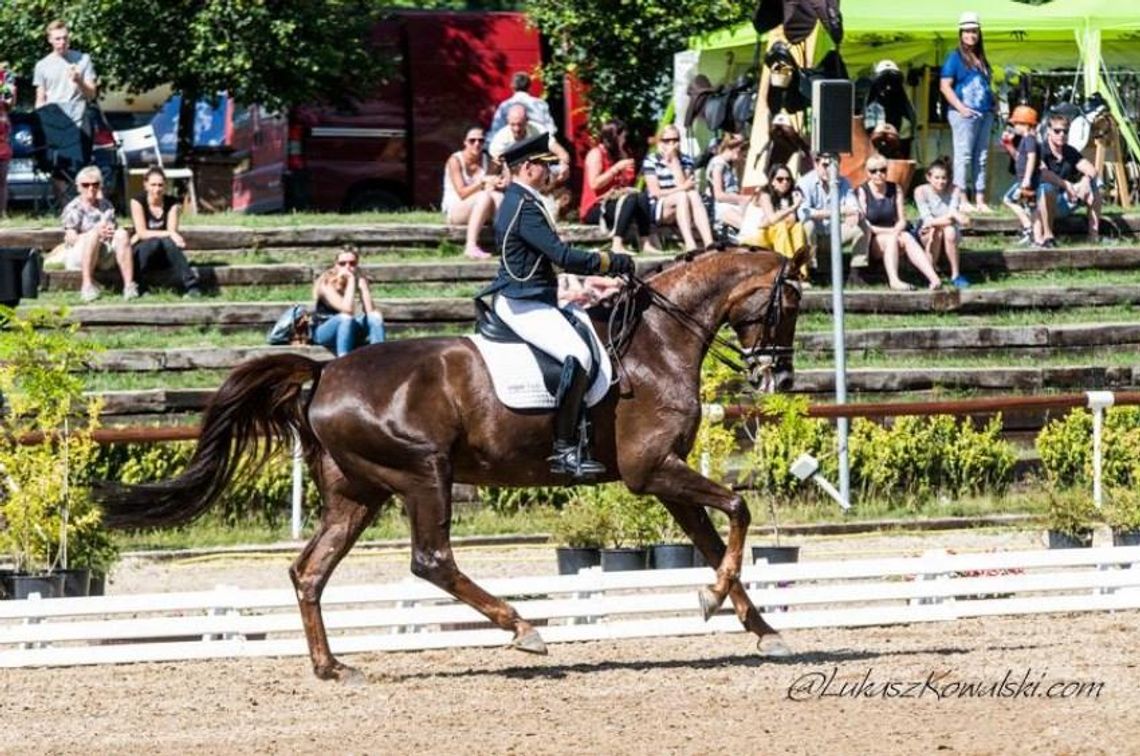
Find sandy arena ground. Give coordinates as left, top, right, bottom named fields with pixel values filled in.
left=3, top=528, right=1137, bottom=755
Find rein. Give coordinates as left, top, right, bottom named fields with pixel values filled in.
left=605, top=255, right=797, bottom=382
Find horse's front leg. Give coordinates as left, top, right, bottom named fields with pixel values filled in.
left=290, top=456, right=386, bottom=682
left=638, top=453, right=749, bottom=620
left=403, top=456, right=547, bottom=654
left=657, top=499, right=790, bottom=656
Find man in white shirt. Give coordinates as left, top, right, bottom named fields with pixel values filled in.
left=489, top=72, right=556, bottom=137
left=33, top=19, right=97, bottom=201
left=488, top=105, right=571, bottom=216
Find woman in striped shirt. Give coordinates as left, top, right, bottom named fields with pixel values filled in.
left=641, top=124, right=715, bottom=252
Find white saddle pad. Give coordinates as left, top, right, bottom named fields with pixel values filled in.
left=466, top=325, right=614, bottom=410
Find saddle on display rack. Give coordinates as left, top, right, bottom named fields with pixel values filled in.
left=466, top=299, right=613, bottom=410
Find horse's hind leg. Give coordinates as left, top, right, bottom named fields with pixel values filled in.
left=403, top=458, right=547, bottom=654
left=659, top=500, right=790, bottom=657
left=290, top=457, right=386, bottom=681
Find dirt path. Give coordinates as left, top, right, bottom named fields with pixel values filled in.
left=3, top=528, right=1135, bottom=755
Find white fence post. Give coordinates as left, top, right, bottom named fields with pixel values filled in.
left=291, top=432, right=304, bottom=540
left=1087, top=391, right=1115, bottom=509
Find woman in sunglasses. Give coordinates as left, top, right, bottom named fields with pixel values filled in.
left=311, top=245, right=385, bottom=357
left=580, top=119, right=659, bottom=254
left=641, top=124, right=715, bottom=253
left=740, top=163, right=806, bottom=270
left=441, top=126, right=504, bottom=259
left=858, top=154, right=941, bottom=291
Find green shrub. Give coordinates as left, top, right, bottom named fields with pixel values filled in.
left=740, top=394, right=837, bottom=500
left=1037, top=407, right=1140, bottom=488
left=578, top=483, right=659, bottom=548
left=849, top=415, right=1016, bottom=509
left=550, top=497, right=611, bottom=548
left=1103, top=481, right=1140, bottom=533
left=1044, top=486, right=1099, bottom=536
left=477, top=486, right=576, bottom=515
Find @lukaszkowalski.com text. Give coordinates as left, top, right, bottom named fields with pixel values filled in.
left=787, top=668, right=1105, bottom=701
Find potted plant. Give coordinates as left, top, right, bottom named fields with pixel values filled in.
left=1103, top=485, right=1140, bottom=547
left=590, top=484, right=652, bottom=572
left=0, top=307, right=114, bottom=598
left=644, top=501, right=694, bottom=569
left=550, top=497, right=608, bottom=575
left=1044, top=486, right=1098, bottom=549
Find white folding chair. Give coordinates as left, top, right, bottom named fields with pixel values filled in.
left=114, top=124, right=198, bottom=214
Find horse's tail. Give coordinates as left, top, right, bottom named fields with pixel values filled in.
left=96, top=354, right=325, bottom=529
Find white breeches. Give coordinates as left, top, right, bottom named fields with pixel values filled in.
left=493, top=295, right=593, bottom=371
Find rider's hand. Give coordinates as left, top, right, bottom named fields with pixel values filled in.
left=608, top=253, right=635, bottom=276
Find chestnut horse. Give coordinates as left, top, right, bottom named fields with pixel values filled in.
left=98, top=247, right=807, bottom=680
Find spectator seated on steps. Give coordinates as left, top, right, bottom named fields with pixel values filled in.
left=311, top=245, right=385, bottom=358
left=488, top=104, right=571, bottom=219
left=641, top=124, right=715, bottom=253
left=1036, top=112, right=1102, bottom=245
left=442, top=126, right=505, bottom=260
left=913, top=158, right=971, bottom=289
left=795, top=151, right=868, bottom=277
left=857, top=153, right=942, bottom=291
left=739, top=162, right=807, bottom=276
left=129, top=166, right=202, bottom=298
left=702, top=132, right=750, bottom=241
left=50, top=165, right=138, bottom=303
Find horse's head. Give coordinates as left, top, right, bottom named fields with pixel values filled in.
left=725, top=247, right=808, bottom=393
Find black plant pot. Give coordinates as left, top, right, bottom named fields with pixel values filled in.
left=650, top=543, right=693, bottom=570
left=1112, top=530, right=1140, bottom=547
left=556, top=546, right=601, bottom=575
left=752, top=545, right=801, bottom=565
left=53, top=568, right=91, bottom=597
left=0, top=569, right=20, bottom=600
left=5, top=573, right=62, bottom=600
left=88, top=571, right=106, bottom=597
left=601, top=547, right=648, bottom=572
left=1047, top=529, right=1093, bottom=549
left=691, top=546, right=710, bottom=569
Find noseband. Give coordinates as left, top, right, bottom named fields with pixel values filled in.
left=607, top=255, right=800, bottom=381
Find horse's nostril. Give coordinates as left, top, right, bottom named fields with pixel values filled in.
left=776, top=372, right=795, bottom=392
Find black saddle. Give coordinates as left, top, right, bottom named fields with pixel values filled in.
left=474, top=298, right=601, bottom=397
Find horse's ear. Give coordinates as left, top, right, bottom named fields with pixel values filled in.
left=790, top=245, right=813, bottom=280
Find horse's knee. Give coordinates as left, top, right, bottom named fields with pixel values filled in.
left=725, top=494, right=751, bottom=527
left=410, top=549, right=458, bottom=586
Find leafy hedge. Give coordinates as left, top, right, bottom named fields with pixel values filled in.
left=1036, top=407, right=1140, bottom=488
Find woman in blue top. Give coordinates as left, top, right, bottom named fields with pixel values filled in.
left=939, top=11, right=996, bottom=213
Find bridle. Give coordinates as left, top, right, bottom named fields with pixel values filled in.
left=606, top=255, right=801, bottom=385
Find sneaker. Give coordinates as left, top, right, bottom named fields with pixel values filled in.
left=464, top=245, right=491, bottom=260
left=122, top=282, right=141, bottom=300
left=950, top=275, right=970, bottom=289
left=1014, top=229, right=1034, bottom=247
left=1040, top=238, right=1058, bottom=249
left=79, top=284, right=101, bottom=303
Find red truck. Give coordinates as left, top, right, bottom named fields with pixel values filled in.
left=230, top=11, right=549, bottom=213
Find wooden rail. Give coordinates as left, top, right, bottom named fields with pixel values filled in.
left=18, top=391, right=1139, bottom=446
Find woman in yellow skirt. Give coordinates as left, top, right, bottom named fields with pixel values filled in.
left=740, top=163, right=808, bottom=272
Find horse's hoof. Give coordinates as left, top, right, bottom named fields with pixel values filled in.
left=757, top=634, right=792, bottom=658
left=698, top=586, right=723, bottom=621
left=512, top=628, right=548, bottom=655
left=315, top=662, right=366, bottom=684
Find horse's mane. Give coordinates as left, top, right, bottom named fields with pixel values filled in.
left=643, top=247, right=783, bottom=293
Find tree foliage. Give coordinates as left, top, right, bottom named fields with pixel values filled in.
left=527, top=0, right=750, bottom=139
left=5, top=1, right=386, bottom=153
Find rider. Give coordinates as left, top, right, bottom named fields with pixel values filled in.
left=483, top=133, right=635, bottom=478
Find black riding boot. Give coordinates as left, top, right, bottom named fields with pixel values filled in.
left=548, top=357, right=606, bottom=478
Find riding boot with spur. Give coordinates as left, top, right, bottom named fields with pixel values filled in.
left=549, top=357, right=606, bottom=478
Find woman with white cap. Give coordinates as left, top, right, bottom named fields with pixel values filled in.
left=939, top=11, right=996, bottom=213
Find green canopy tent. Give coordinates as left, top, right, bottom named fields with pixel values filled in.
left=683, top=0, right=1140, bottom=186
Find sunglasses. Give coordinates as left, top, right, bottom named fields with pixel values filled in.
left=466, top=137, right=485, bottom=144
left=1050, top=127, right=1068, bottom=134
left=660, top=137, right=680, bottom=143
left=772, top=175, right=791, bottom=182
left=868, top=167, right=887, bottom=175
left=336, top=259, right=358, bottom=267
left=79, top=182, right=101, bottom=188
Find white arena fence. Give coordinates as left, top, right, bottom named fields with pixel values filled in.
left=3, top=546, right=1140, bottom=669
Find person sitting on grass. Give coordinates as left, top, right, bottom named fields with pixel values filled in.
left=58, top=165, right=137, bottom=302
left=311, top=245, right=385, bottom=357
left=914, top=158, right=971, bottom=288
left=1000, top=105, right=1046, bottom=247
left=857, top=153, right=942, bottom=291
left=129, top=167, right=202, bottom=298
